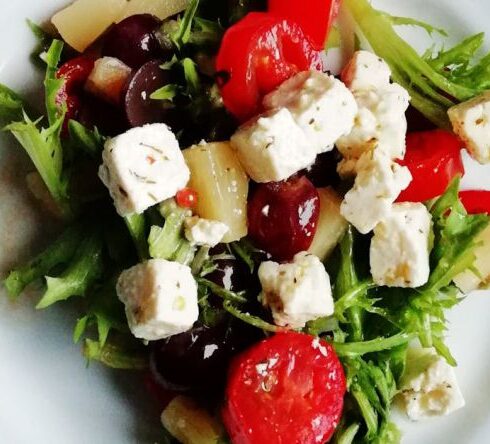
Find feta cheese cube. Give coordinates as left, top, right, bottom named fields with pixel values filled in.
left=340, top=150, right=412, bottom=234
left=230, top=108, right=316, bottom=183
left=116, top=259, right=198, bottom=340
left=400, top=348, right=465, bottom=421
left=184, top=216, right=229, bottom=247
left=258, top=252, right=334, bottom=329
left=341, top=50, right=392, bottom=91
left=263, top=71, right=358, bottom=154
left=370, top=203, right=432, bottom=288
left=448, top=92, right=490, bottom=164
left=99, top=124, right=190, bottom=217
left=337, top=83, right=410, bottom=164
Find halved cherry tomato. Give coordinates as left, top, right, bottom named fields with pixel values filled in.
left=56, top=56, right=95, bottom=125
left=175, top=188, right=198, bottom=209
left=223, top=332, right=346, bottom=444
left=459, top=190, right=490, bottom=215
left=268, top=0, right=341, bottom=50
left=216, top=12, right=323, bottom=122
left=397, top=130, right=465, bottom=203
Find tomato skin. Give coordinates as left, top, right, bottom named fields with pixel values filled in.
left=56, top=56, right=95, bottom=125
left=459, top=190, right=490, bottom=215
left=223, top=332, right=346, bottom=444
left=175, top=188, right=198, bottom=209
left=216, top=12, right=323, bottom=122
left=268, top=0, right=341, bottom=50
left=397, top=130, right=465, bottom=203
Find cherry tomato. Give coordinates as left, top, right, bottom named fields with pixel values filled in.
left=223, top=332, right=346, bottom=444
left=397, top=130, right=465, bottom=203
left=56, top=56, right=95, bottom=126
left=216, top=12, right=323, bottom=122
left=248, top=176, right=320, bottom=261
left=459, top=190, right=490, bottom=214
left=175, top=188, right=198, bottom=209
left=268, top=0, right=341, bottom=50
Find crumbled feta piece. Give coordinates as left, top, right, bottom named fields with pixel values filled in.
left=184, top=216, right=229, bottom=247
left=337, top=83, right=410, bottom=165
left=448, top=92, right=490, bottom=164
left=230, top=108, right=316, bottom=183
left=342, top=50, right=392, bottom=91
left=400, top=348, right=465, bottom=421
left=370, top=203, right=431, bottom=288
left=263, top=71, right=358, bottom=154
left=340, top=150, right=412, bottom=234
left=98, top=124, right=190, bottom=217
left=258, top=252, right=334, bottom=329
left=116, top=259, right=198, bottom=341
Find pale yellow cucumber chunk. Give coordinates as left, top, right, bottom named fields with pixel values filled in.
left=120, top=0, right=189, bottom=21
left=183, top=142, right=249, bottom=243
left=308, top=187, right=348, bottom=261
left=51, top=0, right=127, bottom=52
left=161, top=396, right=222, bottom=444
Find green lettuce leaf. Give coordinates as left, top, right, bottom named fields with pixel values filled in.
left=124, top=213, right=149, bottom=260
left=3, top=223, right=84, bottom=298
left=83, top=339, right=148, bottom=370
left=344, top=0, right=489, bottom=128
left=36, top=230, right=104, bottom=309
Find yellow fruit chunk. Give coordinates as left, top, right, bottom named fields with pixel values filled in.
left=161, top=396, right=223, bottom=444
left=120, top=0, right=189, bottom=21
left=51, top=0, right=127, bottom=52
left=183, top=142, right=249, bottom=243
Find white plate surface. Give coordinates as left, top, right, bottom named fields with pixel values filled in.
left=0, top=1, right=489, bottom=443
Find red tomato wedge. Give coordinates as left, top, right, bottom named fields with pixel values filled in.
left=216, top=12, right=323, bottom=122
left=56, top=56, right=95, bottom=127
left=459, top=190, right=490, bottom=215
left=268, top=0, right=341, bottom=50
left=397, top=130, right=465, bottom=203
left=223, top=332, right=346, bottom=444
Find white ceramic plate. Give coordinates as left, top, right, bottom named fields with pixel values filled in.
left=1, top=1, right=489, bottom=443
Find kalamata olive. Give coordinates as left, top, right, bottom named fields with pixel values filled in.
left=248, top=176, right=320, bottom=261
left=102, top=14, right=167, bottom=69
left=406, top=105, right=436, bottom=132
left=206, top=246, right=253, bottom=293
left=304, top=150, right=341, bottom=188
left=124, top=60, right=177, bottom=128
left=78, top=94, right=128, bottom=136
left=150, top=321, right=263, bottom=393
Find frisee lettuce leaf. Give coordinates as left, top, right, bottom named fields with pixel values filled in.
left=148, top=200, right=191, bottom=261
left=124, top=213, right=149, bottom=260
left=3, top=223, right=84, bottom=298
left=344, top=0, right=490, bottom=128
left=3, top=39, right=72, bottom=216
left=36, top=230, right=104, bottom=309
left=73, top=278, right=128, bottom=347
left=67, top=120, right=105, bottom=158
left=83, top=339, right=148, bottom=370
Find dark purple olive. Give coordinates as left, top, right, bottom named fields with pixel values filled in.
left=78, top=93, right=128, bottom=136
left=304, top=150, right=341, bottom=188
left=150, top=322, right=263, bottom=393
left=124, top=60, right=177, bottom=128
left=407, top=105, right=436, bottom=132
left=102, top=14, right=167, bottom=69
